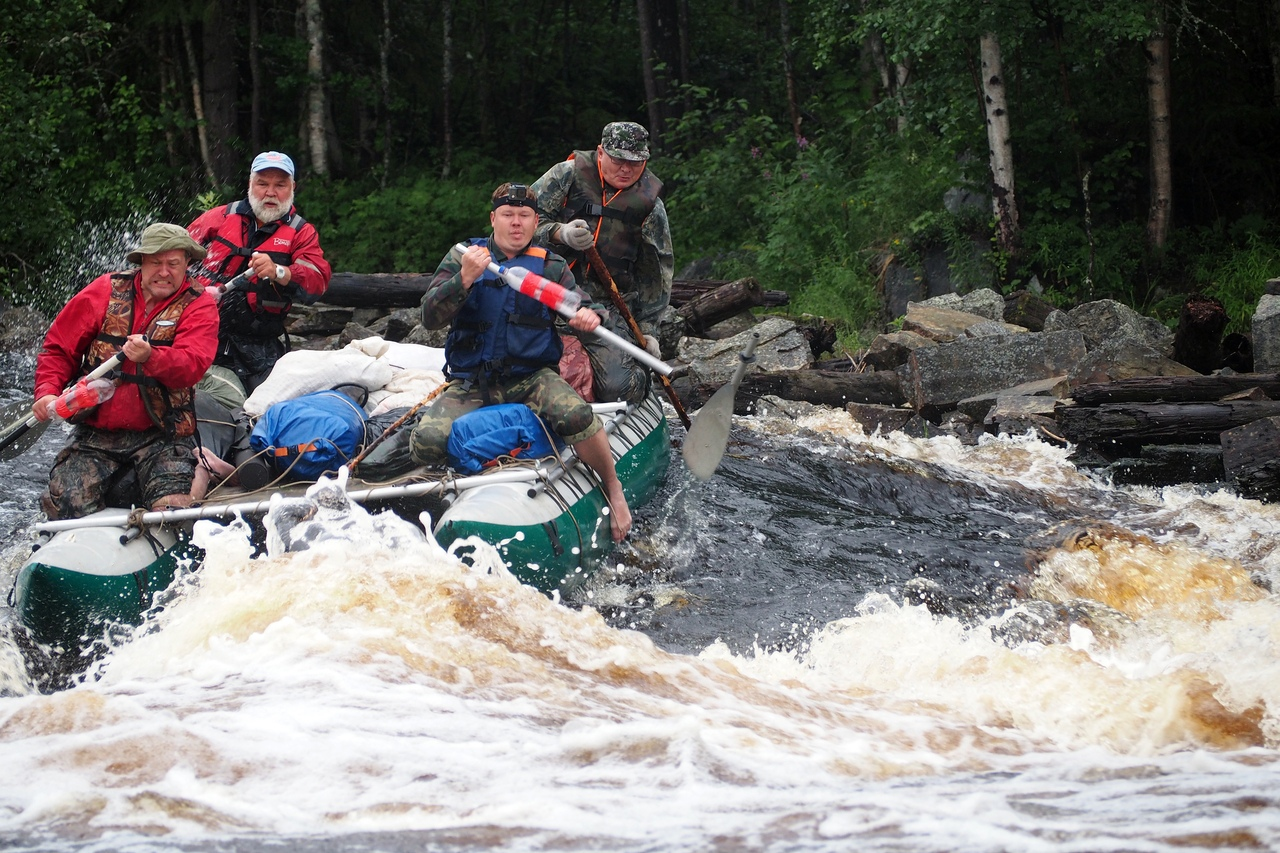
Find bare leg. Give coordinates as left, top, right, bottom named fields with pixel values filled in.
left=572, top=429, right=632, bottom=542
left=151, top=493, right=193, bottom=511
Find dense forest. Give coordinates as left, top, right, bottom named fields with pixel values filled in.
left=4, top=0, right=1280, bottom=343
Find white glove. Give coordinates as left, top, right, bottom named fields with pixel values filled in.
left=643, top=335, right=661, bottom=359
left=558, top=219, right=594, bottom=251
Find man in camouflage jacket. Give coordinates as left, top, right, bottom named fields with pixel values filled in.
left=530, top=121, right=673, bottom=404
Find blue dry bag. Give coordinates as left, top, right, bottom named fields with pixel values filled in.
left=446, top=403, right=563, bottom=474
left=249, top=390, right=369, bottom=480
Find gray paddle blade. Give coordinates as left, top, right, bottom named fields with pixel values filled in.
left=0, top=399, right=47, bottom=461
left=681, top=381, right=737, bottom=481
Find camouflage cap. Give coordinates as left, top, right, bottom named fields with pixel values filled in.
left=126, top=223, right=207, bottom=265
left=600, top=121, right=650, bottom=162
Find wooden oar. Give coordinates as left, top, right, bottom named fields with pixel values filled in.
left=682, top=332, right=759, bottom=481
left=0, top=352, right=126, bottom=460
left=583, top=245, right=691, bottom=429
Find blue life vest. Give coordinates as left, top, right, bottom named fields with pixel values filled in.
left=445, top=239, right=562, bottom=383
left=446, top=403, right=564, bottom=474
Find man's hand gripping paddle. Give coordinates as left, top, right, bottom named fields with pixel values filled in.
left=454, top=244, right=671, bottom=376
left=0, top=351, right=127, bottom=460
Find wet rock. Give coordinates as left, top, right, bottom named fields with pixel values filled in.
left=1251, top=293, right=1280, bottom=372
left=862, top=330, right=936, bottom=371
left=904, top=329, right=1087, bottom=416
left=680, top=317, right=812, bottom=386
left=1069, top=338, right=1199, bottom=385
left=288, top=305, right=355, bottom=336
left=1058, top=299, right=1175, bottom=357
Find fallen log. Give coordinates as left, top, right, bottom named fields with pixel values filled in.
left=1056, top=400, right=1280, bottom=447
left=688, top=369, right=906, bottom=413
left=1072, top=373, right=1280, bottom=406
left=322, top=272, right=433, bottom=308
left=672, top=279, right=789, bottom=308
left=677, top=278, right=764, bottom=334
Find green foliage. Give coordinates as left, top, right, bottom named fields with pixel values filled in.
left=303, top=167, right=501, bottom=273
left=1019, top=220, right=1150, bottom=308
left=1197, top=231, right=1280, bottom=335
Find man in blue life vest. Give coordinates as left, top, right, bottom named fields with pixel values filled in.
left=530, top=121, right=673, bottom=405
left=188, top=151, right=332, bottom=395
left=410, top=182, right=632, bottom=542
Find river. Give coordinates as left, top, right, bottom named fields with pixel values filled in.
left=1, top=349, right=1277, bottom=852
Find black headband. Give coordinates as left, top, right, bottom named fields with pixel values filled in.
left=492, top=183, right=536, bottom=210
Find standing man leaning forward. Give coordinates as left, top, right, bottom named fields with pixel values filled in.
left=34, top=224, right=219, bottom=520
left=188, top=150, right=331, bottom=395
left=530, top=121, right=673, bottom=405
left=409, top=182, right=632, bottom=542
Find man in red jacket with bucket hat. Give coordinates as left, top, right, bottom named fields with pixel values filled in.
left=34, top=223, right=219, bottom=519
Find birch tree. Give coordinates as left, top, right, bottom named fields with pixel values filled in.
left=1145, top=20, right=1173, bottom=250
left=303, top=0, right=328, bottom=176
left=981, top=31, right=1018, bottom=257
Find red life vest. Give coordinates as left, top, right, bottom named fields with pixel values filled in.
left=191, top=200, right=307, bottom=315
left=85, top=272, right=201, bottom=438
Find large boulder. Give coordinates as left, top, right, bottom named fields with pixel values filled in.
left=680, top=317, right=812, bottom=386
left=1251, top=293, right=1280, bottom=373
left=1053, top=299, right=1174, bottom=357
left=903, top=329, right=1087, bottom=415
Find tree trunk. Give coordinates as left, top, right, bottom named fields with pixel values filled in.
left=1145, top=29, right=1173, bottom=251
left=379, top=0, right=392, bottom=186
left=249, top=0, right=263, bottom=153
left=980, top=32, right=1019, bottom=258
left=441, top=0, right=454, bottom=178
left=779, top=0, right=802, bottom=140
left=201, top=0, right=239, bottom=186
left=1270, top=0, right=1280, bottom=106
left=677, top=0, right=692, bottom=112
left=303, top=0, right=328, bottom=176
left=635, top=0, right=663, bottom=142
left=158, top=28, right=178, bottom=167
left=180, top=21, right=218, bottom=188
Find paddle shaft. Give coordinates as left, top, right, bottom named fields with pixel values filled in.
left=584, top=245, right=691, bottom=429
left=0, top=351, right=127, bottom=455
left=454, top=244, right=672, bottom=377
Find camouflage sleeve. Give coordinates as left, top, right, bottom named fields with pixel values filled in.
left=419, top=246, right=470, bottom=330
left=531, top=161, right=574, bottom=246
left=633, top=198, right=674, bottom=334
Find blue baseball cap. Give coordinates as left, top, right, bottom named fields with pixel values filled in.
left=250, top=151, right=295, bottom=178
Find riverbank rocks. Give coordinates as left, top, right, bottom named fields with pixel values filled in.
left=1047, top=299, right=1174, bottom=357
left=0, top=303, right=49, bottom=351
left=1251, top=293, right=1280, bottom=372
left=678, top=317, right=812, bottom=386
left=903, top=329, right=1087, bottom=416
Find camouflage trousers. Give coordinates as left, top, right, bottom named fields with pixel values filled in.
left=571, top=299, right=652, bottom=405
left=409, top=368, right=601, bottom=467
left=43, top=425, right=197, bottom=520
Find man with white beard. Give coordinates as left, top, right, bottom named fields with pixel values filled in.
left=188, top=151, right=332, bottom=394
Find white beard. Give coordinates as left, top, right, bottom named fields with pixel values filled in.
left=249, top=190, right=294, bottom=223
